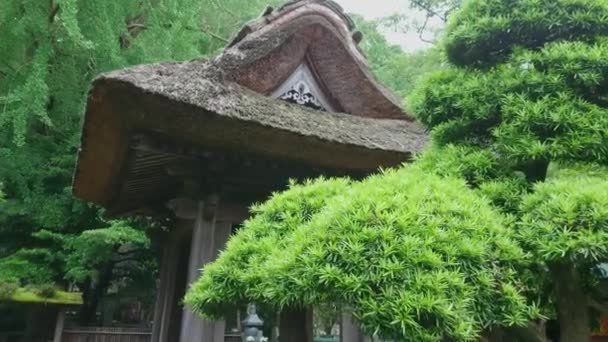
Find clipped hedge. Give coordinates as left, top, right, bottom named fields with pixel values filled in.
left=444, top=0, right=608, bottom=67
left=519, top=173, right=608, bottom=263
left=186, top=166, right=538, bottom=341
left=410, top=47, right=608, bottom=168
left=184, top=178, right=350, bottom=316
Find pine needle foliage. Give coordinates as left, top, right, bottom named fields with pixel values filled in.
left=184, top=178, right=350, bottom=316
left=519, top=173, right=608, bottom=264
left=410, top=0, right=608, bottom=339
left=443, top=0, right=608, bottom=67
left=186, top=167, right=537, bottom=341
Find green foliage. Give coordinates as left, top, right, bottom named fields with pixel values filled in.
left=410, top=44, right=608, bottom=176
left=0, top=249, right=58, bottom=285
left=519, top=173, right=608, bottom=263
left=0, top=283, right=18, bottom=299
left=187, top=167, right=538, bottom=341
left=61, top=221, right=150, bottom=282
left=444, top=0, right=608, bottom=67
left=411, top=0, right=608, bottom=337
left=0, top=287, right=82, bottom=305
left=0, top=0, right=281, bottom=323
left=31, top=284, right=57, bottom=298
left=354, top=15, right=445, bottom=98
left=185, top=178, right=350, bottom=316
left=415, top=145, right=508, bottom=185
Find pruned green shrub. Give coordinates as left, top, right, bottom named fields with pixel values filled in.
left=444, top=0, right=608, bottom=67
left=186, top=167, right=537, bottom=341
left=519, top=174, right=608, bottom=264
left=410, top=0, right=608, bottom=338
left=33, top=284, right=57, bottom=299
left=185, top=177, right=350, bottom=316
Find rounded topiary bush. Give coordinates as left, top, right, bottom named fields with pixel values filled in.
left=444, top=0, right=608, bottom=67
left=519, top=173, right=608, bottom=264
left=186, top=166, right=537, bottom=341
left=185, top=177, right=350, bottom=317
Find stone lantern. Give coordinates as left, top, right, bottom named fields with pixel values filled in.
left=242, top=304, right=265, bottom=342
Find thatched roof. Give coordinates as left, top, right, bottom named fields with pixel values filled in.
left=72, top=0, right=429, bottom=214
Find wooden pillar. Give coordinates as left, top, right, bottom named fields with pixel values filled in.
left=280, top=307, right=313, bottom=342
left=52, top=308, right=65, bottom=342
left=341, top=312, right=371, bottom=342
left=179, top=196, right=231, bottom=342
left=151, top=220, right=191, bottom=342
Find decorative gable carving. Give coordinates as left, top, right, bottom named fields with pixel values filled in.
left=270, top=63, right=336, bottom=112
left=217, top=0, right=408, bottom=120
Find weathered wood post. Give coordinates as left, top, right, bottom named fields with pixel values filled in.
left=52, top=308, right=66, bottom=342
left=279, top=307, right=313, bottom=342
left=178, top=195, right=230, bottom=342
left=341, top=312, right=371, bottom=342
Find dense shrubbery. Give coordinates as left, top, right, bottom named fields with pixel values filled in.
left=186, top=178, right=350, bottom=316
left=0, top=283, right=18, bottom=300
left=409, top=0, right=608, bottom=340
left=519, top=173, right=608, bottom=264
left=186, top=167, right=538, bottom=341
left=443, top=0, right=608, bottom=67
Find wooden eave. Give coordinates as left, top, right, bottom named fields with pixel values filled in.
left=71, top=0, right=430, bottom=215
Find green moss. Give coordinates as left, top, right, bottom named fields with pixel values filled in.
left=0, top=287, right=82, bottom=305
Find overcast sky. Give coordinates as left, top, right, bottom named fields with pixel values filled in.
left=333, top=0, right=440, bottom=52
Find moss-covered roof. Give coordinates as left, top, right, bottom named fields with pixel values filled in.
left=0, top=288, right=83, bottom=306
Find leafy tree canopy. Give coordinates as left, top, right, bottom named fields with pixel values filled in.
left=410, top=0, right=608, bottom=339
left=0, top=0, right=282, bottom=325
left=410, top=2, right=608, bottom=182
left=353, top=15, right=445, bottom=99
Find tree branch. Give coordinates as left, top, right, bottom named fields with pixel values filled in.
left=409, top=0, right=448, bottom=22
left=201, top=27, right=229, bottom=43
left=417, top=15, right=435, bottom=44
left=48, top=0, right=60, bottom=23
left=210, top=0, right=238, bottom=19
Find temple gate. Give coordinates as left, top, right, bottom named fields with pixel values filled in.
left=72, top=1, right=427, bottom=340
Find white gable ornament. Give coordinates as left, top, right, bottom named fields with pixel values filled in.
left=271, top=63, right=336, bottom=112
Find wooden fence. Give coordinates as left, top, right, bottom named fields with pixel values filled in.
left=61, top=328, right=242, bottom=342
left=62, top=327, right=151, bottom=342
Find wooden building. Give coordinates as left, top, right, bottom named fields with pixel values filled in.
left=72, top=1, right=428, bottom=341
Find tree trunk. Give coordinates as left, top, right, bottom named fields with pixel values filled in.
left=522, top=159, right=549, bottom=183
left=549, top=262, right=589, bottom=342
left=78, top=263, right=114, bottom=325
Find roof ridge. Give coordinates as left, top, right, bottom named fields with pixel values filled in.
left=277, top=0, right=355, bottom=31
